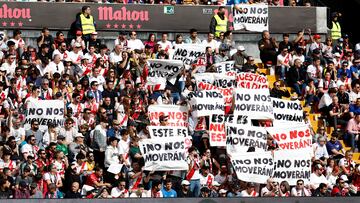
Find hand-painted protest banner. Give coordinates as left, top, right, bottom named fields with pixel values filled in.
left=148, top=126, right=192, bottom=154
left=209, top=114, right=250, bottom=147
left=147, top=59, right=183, bottom=86
left=214, top=74, right=237, bottom=89
left=188, top=90, right=225, bottom=117
left=24, top=100, right=65, bottom=130
left=148, top=105, right=188, bottom=127
left=226, top=124, right=267, bottom=154
left=193, top=73, right=216, bottom=85
left=236, top=72, right=269, bottom=89
left=233, top=4, right=269, bottom=32
left=197, top=81, right=234, bottom=107
left=215, top=61, right=236, bottom=75
left=172, top=44, right=206, bottom=67
left=272, top=98, right=304, bottom=125
left=273, top=149, right=312, bottom=185
left=266, top=125, right=312, bottom=151
left=231, top=152, right=274, bottom=184
left=234, top=88, right=273, bottom=119
left=140, top=137, right=188, bottom=171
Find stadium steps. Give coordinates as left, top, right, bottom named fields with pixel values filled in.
left=353, top=153, right=360, bottom=164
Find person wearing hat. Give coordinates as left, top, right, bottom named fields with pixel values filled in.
left=309, top=34, right=324, bottom=54
left=178, top=180, right=192, bottom=197
left=215, top=44, right=230, bottom=63
left=29, top=182, right=43, bottom=198
left=309, top=163, right=329, bottom=190
left=159, top=115, right=169, bottom=126
left=331, top=177, right=351, bottom=196
left=218, top=188, right=227, bottom=197
left=242, top=56, right=259, bottom=73
left=231, top=45, right=248, bottom=70
left=115, top=31, right=128, bottom=48
left=68, top=132, right=88, bottom=161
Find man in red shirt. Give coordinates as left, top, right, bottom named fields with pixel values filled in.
left=85, top=166, right=111, bottom=189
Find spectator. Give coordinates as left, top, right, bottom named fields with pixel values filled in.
left=326, top=132, right=345, bottom=159
left=242, top=56, right=258, bottom=73
left=162, top=179, right=177, bottom=198
left=309, top=164, right=329, bottom=191
left=127, top=31, right=144, bottom=51
left=110, top=180, right=129, bottom=198
left=312, top=183, right=330, bottom=197
left=184, top=29, right=202, bottom=44
left=287, top=58, right=306, bottom=97
left=231, top=46, right=247, bottom=70
left=270, top=80, right=291, bottom=99
left=345, top=113, right=360, bottom=151
left=240, top=182, right=258, bottom=197
left=290, top=179, right=311, bottom=196
left=258, top=30, right=278, bottom=65
left=178, top=180, right=192, bottom=197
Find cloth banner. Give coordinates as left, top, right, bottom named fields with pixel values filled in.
left=272, top=98, right=304, bottom=125
left=214, top=61, right=236, bottom=75
left=266, top=125, right=312, bottom=151
left=231, top=152, right=274, bottom=184
left=233, top=4, right=269, bottom=32
left=236, top=72, right=269, bottom=89
left=148, top=126, right=192, bottom=154
left=24, top=100, right=65, bottom=130
left=273, top=149, right=312, bottom=185
left=209, top=114, right=250, bottom=147
left=188, top=90, right=225, bottom=117
left=146, top=59, right=183, bottom=86
left=172, top=44, right=206, bottom=67
left=226, top=124, right=267, bottom=154
left=139, top=137, right=188, bottom=171
left=233, top=88, right=273, bottom=119
left=148, top=105, right=188, bottom=127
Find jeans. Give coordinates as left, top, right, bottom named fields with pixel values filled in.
left=190, top=179, right=200, bottom=197
left=292, top=83, right=306, bottom=96
left=277, top=65, right=287, bottom=80
left=172, top=92, right=180, bottom=104
left=346, top=133, right=358, bottom=150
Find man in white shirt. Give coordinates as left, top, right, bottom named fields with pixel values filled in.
left=312, top=136, right=329, bottom=164
left=111, top=180, right=129, bottom=198
left=89, top=67, right=106, bottom=92
left=48, top=54, right=65, bottom=75
left=127, top=31, right=144, bottom=51
left=309, top=164, right=329, bottom=190
left=349, top=83, right=360, bottom=103
left=240, top=182, right=258, bottom=197
left=157, top=33, right=172, bottom=51
left=109, top=44, right=123, bottom=67
left=68, top=43, right=84, bottom=65
left=307, top=57, right=323, bottom=85
left=202, top=33, right=219, bottom=53
left=277, top=47, right=292, bottom=80
left=52, top=42, right=69, bottom=60
left=318, top=88, right=337, bottom=114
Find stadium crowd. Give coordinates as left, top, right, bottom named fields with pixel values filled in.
left=0, top=2, right=359, bottom=200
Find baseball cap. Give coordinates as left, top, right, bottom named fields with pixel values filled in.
left=74, top=42, right=82, bottom=48
left=57, top=135, right=66, bottom=140
left=75, top=133, right=84, bottom=138
left=113, top=120, right=120, bottom=125
left=338, top=38, right=344, bottom=42
left=340, top=174, right=349, bottom=182
left=159, top=115, right=169, bottom=122
left=181, top=180, right=190, bottom=186
left=91, top=32, right=98, bottom=35
left=76, top=30, right=82, bottom=35
left=219, top=189, right=227, bottom=194
left=212, top=181, right=220, bottom=187
left=237, top=45, right=245, bottom=51
left=334, top=52, right=341, bottom=57
left=313, top=34, right=321, bottom=39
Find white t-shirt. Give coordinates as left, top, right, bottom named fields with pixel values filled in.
left=307, top=65, right=323, bottom=79
left=89, top=75, right=106, bottom=92
left=47, top=61, right=65, bottom=74
left=111, top=187, right=129, bottom=198
left=10, top=127, right=25, bottom=143
left=157, top=40, right=172, bottom=51
left=109, top=51, right=122, bottom=64
left=277, top=53, right=292, bottom=66
left=312, top=143, right=329, bottom=160
left=309, top=173, right=329, bottom=189
left=127, top=39, right=144, bottom=50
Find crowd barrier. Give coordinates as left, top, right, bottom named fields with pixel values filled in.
left=0, top=197, right=357, bottom=203
left=0, top=2, right=327, bottom=33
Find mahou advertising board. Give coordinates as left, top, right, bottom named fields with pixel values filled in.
left=0, top=2, right=318, bottom=33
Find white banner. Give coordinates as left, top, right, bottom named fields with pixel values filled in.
left=226, top=124, right=267, bottom=154
left=140, top=137, right=188, bottom=171
left=266, top=125, right=312, bottom=151
left=233, top=4, right=269, bottom=32
left=172, top=44, right=206, bottom=67
left=214, top=61, right=236, bottom=74
left=147, top=59, right=183, bottom=85
left=273, top=149, right=312, bottom=185
left=197, top=81, right=234, bottom=107
left=236, top=72, right=269, bottom=89
left=188, top=90, right=225, bottom=117
left=148, top=105, right=188, bottom=127
left=272, top=98, right=304, bottom=125
left=231, top=152, right=274, bottom=184
left=24, top=100, right=65, bottom=130
left=148, top=126, right=192, bottom=154
left=233, top=88, right=273, bottom=119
